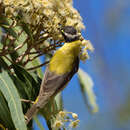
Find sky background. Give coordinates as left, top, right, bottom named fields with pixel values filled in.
left=34, top=0, right=130, bottom=130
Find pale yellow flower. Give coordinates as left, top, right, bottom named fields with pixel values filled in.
left=70, top=120, right=80, bottom=128
left=58, top=111, right=66, bottom=118
left=53, top=120, right=63, bottom=128
left=72, top=113, right=78, bottom=119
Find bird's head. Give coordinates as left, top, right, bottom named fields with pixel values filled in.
left=60, top=26, right=80, bottom=42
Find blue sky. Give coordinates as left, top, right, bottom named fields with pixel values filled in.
left=34, top=0, right=130, bottom=129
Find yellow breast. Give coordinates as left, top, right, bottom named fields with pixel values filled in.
left=49, top=40, right=81, bottom=75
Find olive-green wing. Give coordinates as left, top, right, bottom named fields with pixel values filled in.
left=39, top=57, right=79, bottom=97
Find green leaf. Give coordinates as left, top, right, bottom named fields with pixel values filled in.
left=0, top=70, right=27, bottom=130
left=0, top=57, right=9, bottom=70
left=12, top=65, right=40, bottom=101
left=20, top=22, right=33, bottom=42
left=11, top=75, right=31, bottom=114
left=0, top=91, right=15, bottom=129
left=25, top=54, right=43, bottom=79
left=78, top=68, right=98, bottom=113
left=3, top=27, right=18, bottom=39
left=0, top=17, right=18, bottom=39
left=0, top=58, right=16, bottom=128
left=11, top=65, right=42, bottom=129
left=55, top=93, right=63, bottom=111
left=31, top=58, right=43, bottom=78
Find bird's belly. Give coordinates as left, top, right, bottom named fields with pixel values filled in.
left=49, top=54, right=75, bottom=75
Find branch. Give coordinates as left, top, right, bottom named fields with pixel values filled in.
left=14, top=37, right=28, bottom=51
left=26, top=61, right=49, bottom=71
left=21, top=99, right=34, bottom=104
left=23, top=53, right=43, bottom=66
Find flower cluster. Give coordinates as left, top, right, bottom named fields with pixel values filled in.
left=52, top=110, right=80, bottom=129
left=80, top=39, right=94, bottom=61
left=3, top=0, right=85, bottom=41
left=0, top=0, right=93, bottom=69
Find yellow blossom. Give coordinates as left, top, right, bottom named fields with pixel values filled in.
left=70, top=120, right=80, bottom=128
left=58, top=111, right=66, bottom=118
left=53, top=120, right=63, bottom=128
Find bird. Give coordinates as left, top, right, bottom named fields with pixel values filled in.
left=25, top=26, right=82, bottom=124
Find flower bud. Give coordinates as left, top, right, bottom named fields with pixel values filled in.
left=72, top=113, right=78, bottom=119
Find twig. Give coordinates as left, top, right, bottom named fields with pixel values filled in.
left=0, top=35, right=28, bottom=56
left=17, top=29, right=24, bottom=37
left=23, top=53, right=43, bottom=66
left=28, top=51, right=40, bottom=55
left=14, top=42, right=26, bottom=51
left=15, top=43, right=32, bottom=63
left=44, top=43, right=63, bottom=52
left=26, top=61, right=49, bottom=71
left=14, top=37, right=28, bottom=51
left=2, top=33, right=9, bottom=50
left=23, top=42, right=60, bottom=65
left=21, top=99, right=34, bottom=104
left=35, top=36, right=49, bottom=45
left=31, top=53, right=43, bottom=60
left=9, top=19, right=17, bottom=28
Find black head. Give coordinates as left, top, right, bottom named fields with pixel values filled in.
left=61, top=26, right=80, bottom=42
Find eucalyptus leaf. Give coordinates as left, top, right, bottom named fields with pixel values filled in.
left=20, top=22, right=34, bottom=42
left=12, top=65, right=40, bottom=101
left=0, top=91, right=15, bottom=129
left=0, top=70, right=27, bottom=130
left=11, top=75, right=31, bottom=114
left=55, top=93, right=63, bottom=111
left=31, top=58, right=43, bottom=78
left=0, top=17, right=18, bottom=39
left=78, top=68, right=98, bottom=113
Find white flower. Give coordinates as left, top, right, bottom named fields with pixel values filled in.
left=58, top=111, right=66, bottom=118
left=53, top=120, right=63, bottom=128
left=70, top=120, right=80, bottom=128
left=72, top=113, right=78, bottom=119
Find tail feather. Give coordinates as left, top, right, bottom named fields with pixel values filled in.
left=25, top=104, right=39, bottom=124
left=25, top=94, right=52, bottom=124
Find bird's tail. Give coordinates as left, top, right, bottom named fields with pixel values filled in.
left=25, top=94, right=52, bottom=124
left=25, top=103, right=39, bottom=124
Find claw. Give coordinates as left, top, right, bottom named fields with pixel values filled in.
left=34, top=96, right=39, bottom=104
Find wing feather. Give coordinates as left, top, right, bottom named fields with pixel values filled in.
left=39, top=57, right=79, bottom=96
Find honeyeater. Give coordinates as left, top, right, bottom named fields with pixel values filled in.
left=25, top=26, right=82, bottom=124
